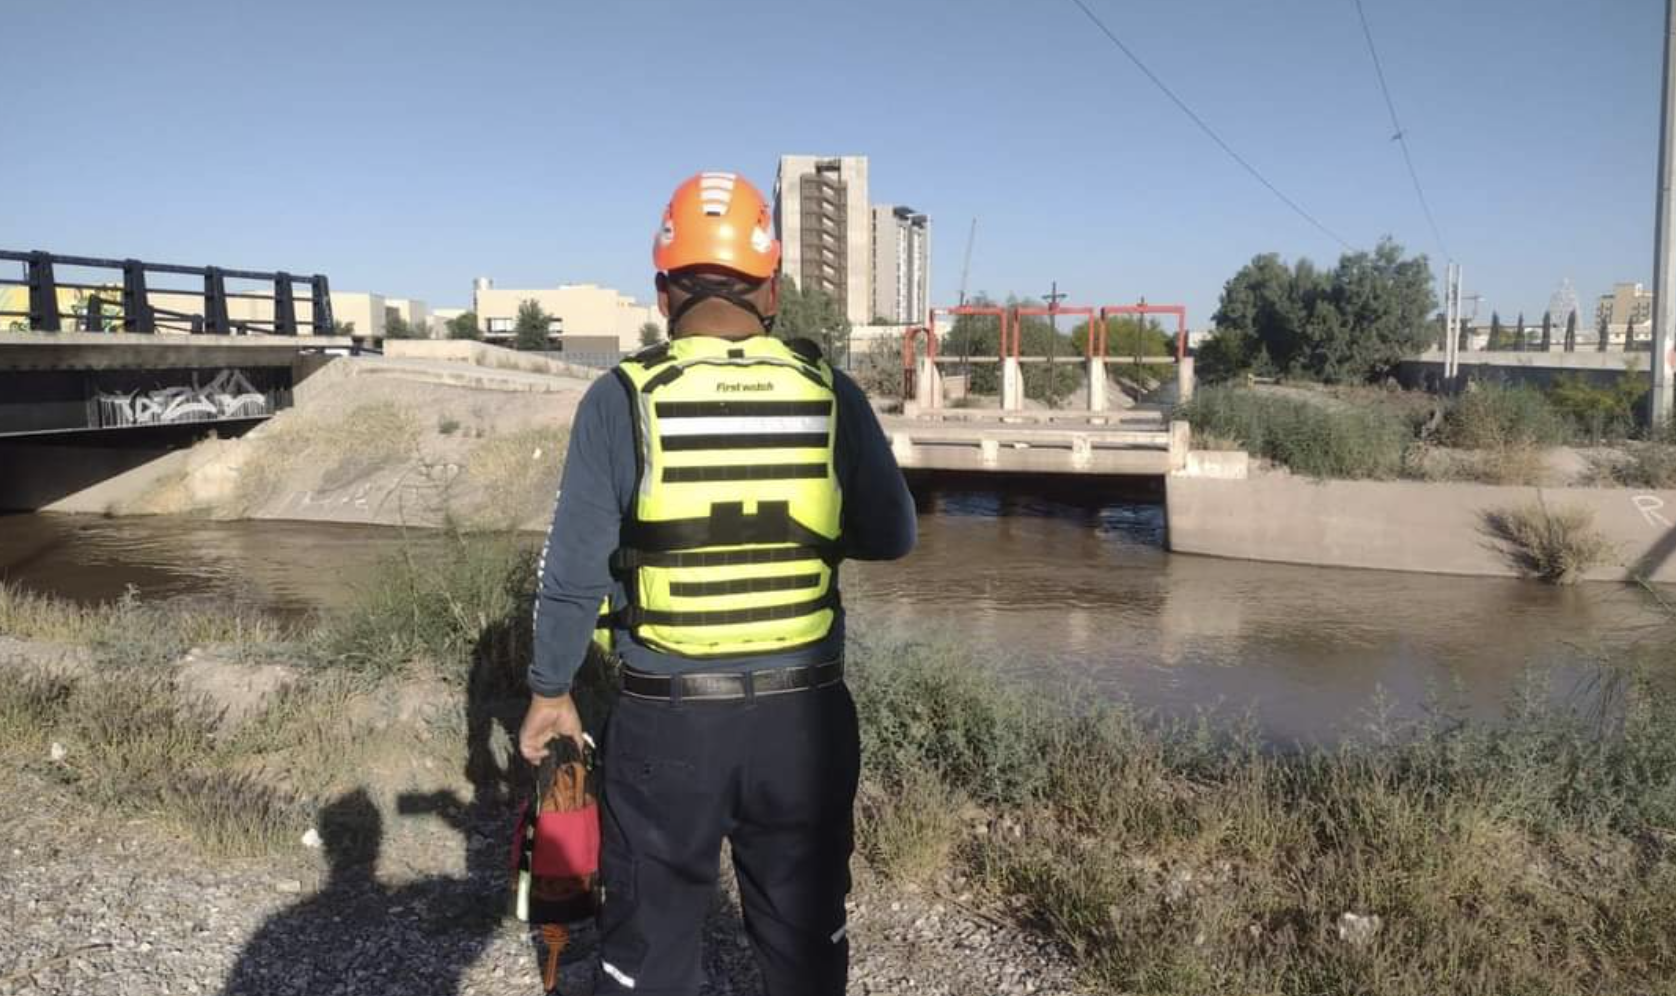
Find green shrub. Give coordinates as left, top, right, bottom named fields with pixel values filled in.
left=316, top=530, right=535, bottom=678
left=1548, top=370, right=1647, bottom=443
left=1440, top=383, right=1571, bottom=450
left=1179, top=386, right=1410, bottom=479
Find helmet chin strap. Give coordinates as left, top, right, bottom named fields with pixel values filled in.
left=667, top=272, right=777, bottom=335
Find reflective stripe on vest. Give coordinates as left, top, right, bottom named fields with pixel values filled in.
left=612, top=336, right=842, bottom=658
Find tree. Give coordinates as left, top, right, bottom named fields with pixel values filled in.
left=639, top=320, right=664, bottom=347
left=1513, top=311, right=1526, bottom=352
left=1487, top=311, right=1507, bottom=350
left=1457, top=316, right=1470, bottom=352
left=1207, top=239, right=1435, bottom=383
left=1540, top=310, right=1553, bottom=352
left=774, top=277, right=851, bottom=366
left=1624, top=318, right=1637, bottom=352
left=514, top=298, right=552, bottom=351
left=1563, top=310, right=1577, bottom=352
left=383, top=312, right=417, bottom=339
left=1597, top=315, right=1610, bottom=352
left=446, top=311, right=481, bottom=340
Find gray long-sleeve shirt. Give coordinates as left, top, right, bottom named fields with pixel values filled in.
left=530, top=349, right=916, bottom=696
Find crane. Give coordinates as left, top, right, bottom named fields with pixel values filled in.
left=957, top=217, right=977, bottom=307
left=956, top=218, right=978, bottom=379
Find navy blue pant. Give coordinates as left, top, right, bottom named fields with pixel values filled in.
left=595, top=681, right=860, bottom=996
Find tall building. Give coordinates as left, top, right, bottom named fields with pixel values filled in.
left=870, top=205, right=931, bottom=325
left=1596, top=281, right=1653, bottom=332
left=775, top=155, right=872, bottom=325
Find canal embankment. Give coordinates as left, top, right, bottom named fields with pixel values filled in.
left=40, top=354, right=589, bottom=531
left=1172, top=382, right=1676, bottom=583
left=1168, top=469, right=1676, bottom=582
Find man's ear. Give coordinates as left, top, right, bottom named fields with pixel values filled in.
left=655, top=272, right=671, bottom=318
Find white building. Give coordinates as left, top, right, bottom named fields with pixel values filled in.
left=775, top=155, right=872, bottom=325
left=870, top=205, right=930, bottom=325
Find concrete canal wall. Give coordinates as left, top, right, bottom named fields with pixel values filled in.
left=1167, top=469, right=1676, bottom=583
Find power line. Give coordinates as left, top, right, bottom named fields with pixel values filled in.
left=1066, top=0, right=1354, bottom=251
left=1352, top=0, right=1451, bottom=261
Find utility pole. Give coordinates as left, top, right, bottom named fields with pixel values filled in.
left=1044, top=281, right=1068, bottom=409
left=1653, top=0, right=1676, bottom=427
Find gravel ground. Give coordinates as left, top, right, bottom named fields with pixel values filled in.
left=0, top=768, right=1078, bottom=996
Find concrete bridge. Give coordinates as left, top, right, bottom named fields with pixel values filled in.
left=0, top=330, right=352, bottom=510
left=0, top=330, right=350, bottom=438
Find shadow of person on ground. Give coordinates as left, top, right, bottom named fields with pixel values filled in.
left=219, top=787, right=512, bottom=995
left=218, top=616, right=536, bottom=994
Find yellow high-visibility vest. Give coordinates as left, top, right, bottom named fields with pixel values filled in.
left=611, top=335, right=842, bottom=658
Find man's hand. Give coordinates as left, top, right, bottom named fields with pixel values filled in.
left=519, top=692, right=584, bottom=765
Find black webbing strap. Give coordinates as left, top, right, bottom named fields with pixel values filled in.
left=666, top=271, right=776, bottom=334
left=617, top=589, right=839, bottom=629
left=620, top=501, right=836, bottom=553
left=668, top=573, right=821, bottom=598
left=662, top=463, right=827, bottom=484
left=612, top=545, right=829, bottom=572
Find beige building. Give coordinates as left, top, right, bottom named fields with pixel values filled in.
left=776, top=155, right=872, bottom=325
left=1595, top=282, right=1653, bottom=335
left=472, top=279, right=662, bottom=351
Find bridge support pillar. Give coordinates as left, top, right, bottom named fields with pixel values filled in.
left=915, top=357, right=944, bottom=410
left=1169, top=419, right=1191, bottom=472
left=1087, top=358, right=1107, bottom=413
left=1177, top=356, right=1196, bottom=404
left=1001, top=357, right=1023, bottom=411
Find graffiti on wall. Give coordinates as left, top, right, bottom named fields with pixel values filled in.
left=95, top=369, right=271, bottom=427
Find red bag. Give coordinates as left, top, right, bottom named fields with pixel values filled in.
left=511, top=736, right=600, bottom=926
left=511, top=736, right=600, bottom=994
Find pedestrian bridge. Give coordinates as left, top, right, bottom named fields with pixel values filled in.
left=888, top=302, right=1196, bottom=476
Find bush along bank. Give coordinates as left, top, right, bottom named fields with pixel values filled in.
left=5, top=539, right=1676, bottom=993
left=1181, top=381, right=1676, bottom=488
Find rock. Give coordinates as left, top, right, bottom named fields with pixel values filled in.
left=173, top=649, right=298, bottom=731
left=1336, top=911, right=1382, bottom=948
left=274, top=879, right=304, bottom=895
left=300, top=828, right=323, bottom=850
left=49, top=742, right=67, bottom=763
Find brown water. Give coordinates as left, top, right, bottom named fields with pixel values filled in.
left=1, top=490, right=1668, bottom=743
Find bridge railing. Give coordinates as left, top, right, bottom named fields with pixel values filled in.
left=0, top=250, right=333, bottom=336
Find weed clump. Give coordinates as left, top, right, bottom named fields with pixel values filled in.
left=1484, top=502, right=1615, bottom=583
left=1439, top=383, right=1572, bottom=450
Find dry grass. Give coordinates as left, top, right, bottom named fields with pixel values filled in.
left=856, top=766, right=967, bottom=886
left=1484, top=501, right=1615, bottom=583
left=0, top=582, right=288, bottom=664
left=1191, top=431, right=1245, bottom=452
left=1594, top=442, right=1676, bottom=489
left=459, top=426, right=568, bottom=529
left=234, top=400, right=421, bottom=512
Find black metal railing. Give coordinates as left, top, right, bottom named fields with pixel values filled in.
left=0, top=250, right=333, bottom=335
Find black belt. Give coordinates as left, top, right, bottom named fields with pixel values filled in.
left=620, top=659, right=844, bottom=702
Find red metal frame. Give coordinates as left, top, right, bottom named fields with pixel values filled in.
left=1012, top=305, right=1094, bottom=361
left=928, top=305, right=1010, bottom=364
left=901, top=325, right=934, bottom=398
left=1093, top=302, right=1189, bottom=360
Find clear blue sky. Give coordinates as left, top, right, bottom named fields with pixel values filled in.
left=5, top=0, right=1666, bottom=327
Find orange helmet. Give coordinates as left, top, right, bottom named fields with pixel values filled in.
left=653, top=171, right=780, bottom=280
